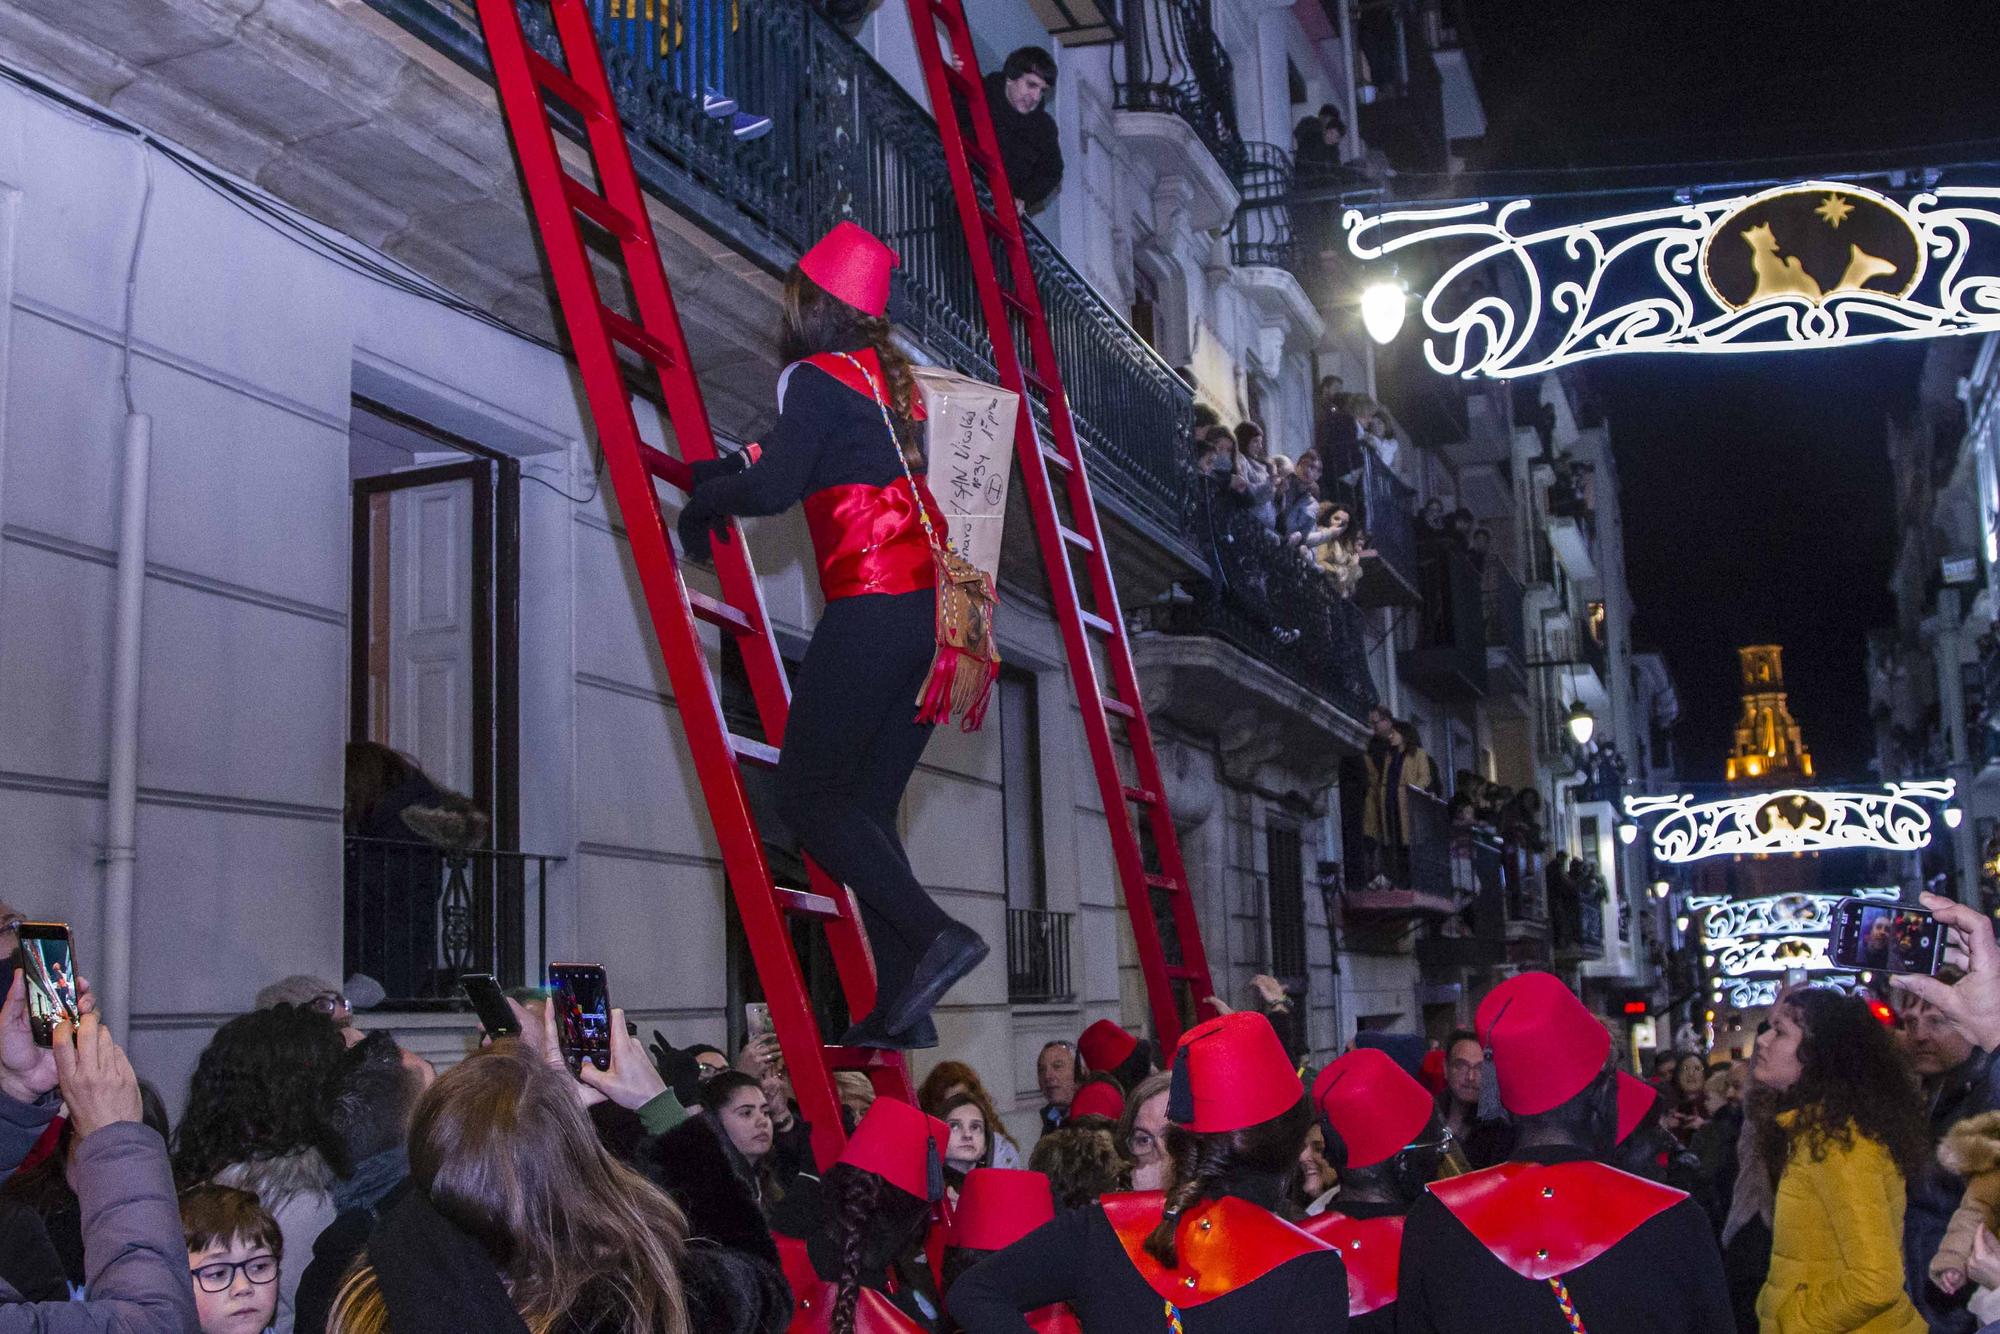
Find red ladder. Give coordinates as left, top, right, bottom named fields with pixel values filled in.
left=902, top=0, right=1216, bottom=1046
left=472, top=0, right=911, bottom=1169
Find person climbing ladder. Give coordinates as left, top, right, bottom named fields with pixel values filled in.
left=677, top=220, right=989, bottom=1050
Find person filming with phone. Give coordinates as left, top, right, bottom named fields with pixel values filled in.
left=0, top=968, right=199, bottom=1332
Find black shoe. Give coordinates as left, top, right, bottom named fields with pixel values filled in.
left=881, top=923, right=989, bottom=1036
left=838, top=1009, right=939, bottom=1050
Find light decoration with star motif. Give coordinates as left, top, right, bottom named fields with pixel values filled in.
left=1623, top=780, right=1954, bottom=862
left=1344, top=179, right=2000, bottom=377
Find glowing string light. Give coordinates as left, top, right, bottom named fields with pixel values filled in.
left=1625, top=781, right=1953, bottom=863
left=1343, top=181, right=2000, bottom=379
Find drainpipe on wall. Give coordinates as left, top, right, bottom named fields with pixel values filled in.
left=101, top=412, right=150, bottom=1045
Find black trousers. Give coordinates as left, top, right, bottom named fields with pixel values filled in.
left=777, top=589, right=954, bottom=1012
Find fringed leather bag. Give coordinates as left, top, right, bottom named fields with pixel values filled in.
left=833, top=352, right=1000, bottom=731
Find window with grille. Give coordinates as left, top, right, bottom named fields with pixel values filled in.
left=1267, top=824, right=1308, bottom=985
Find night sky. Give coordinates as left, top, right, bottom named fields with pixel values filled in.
left=1456, top=0, right=2000, bottom=781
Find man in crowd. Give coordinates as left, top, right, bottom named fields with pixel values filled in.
left=1437, top=1026, right=1513, bottom=1169
left=1035, top=1039, right=1079, bottom=1136
left=1396, top=972, right=1732, bottom=1332
left=1900, top=971, right=1997, bottom=1332
left=984, top=46, right=1063, bottom=215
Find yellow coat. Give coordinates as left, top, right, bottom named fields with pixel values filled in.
left=1756, top=1113, right=1927, bottom=1334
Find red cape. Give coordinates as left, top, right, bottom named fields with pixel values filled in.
left=1101, top=1191, right=1331, bottom=1307
left=1427, top=1160, right=1685, bottom=1281
left=1300, top=1211, right=1405, bottom=1316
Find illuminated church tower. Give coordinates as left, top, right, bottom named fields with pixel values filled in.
left=1724, top=645, right=1814, bottom=785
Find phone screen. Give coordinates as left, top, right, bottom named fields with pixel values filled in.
left=745, top=1001, right=774, bottom=1045
left=460, top=973, right=520, bottom=1039
left=17, top=923, right=80, bottom=1047
left=549, top=964, right=611, bottom=1072
left=1829, top=900, right=1944, bottom=976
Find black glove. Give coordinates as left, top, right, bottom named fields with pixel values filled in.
left=676, top=492, right=733, bottom=564
left=688, top=449, right=752, bottom=489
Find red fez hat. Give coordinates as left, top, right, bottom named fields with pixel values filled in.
left=1068, top=1079, right=1126, bottom=1122
left=797, top=221, right=898, bottom=319
left=839, top=1097, right=950, bottom=1202
left=1418, top=1047, right=1447, bottom=1097
left=951, top=1168, right=1055, bottom=1251
left=1166, top=1011, right=1301, bottom=1133
left=1614, top=1071, right=1657, bottom=1146
left=1078, top=1019, right=1139, bottom=1074
left=1474, top=972, right=1610, bottom=1117
left=1311, top=1048, right=1434, bottom=1170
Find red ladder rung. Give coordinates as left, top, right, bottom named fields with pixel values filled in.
left=1078, top=609, right=1116, bottom=636
left=636, top=441, right=691, bottom=491
left=1101, top=696, right=1137, bottom=720
left=825, top=1046, right=907, bottom=1071
left=687, top=589, right=755, bottom=637
left=561, top=173, right=642, bottom=241
left=524, top=48, right=606, bottom=121
left=1165, top=965, right=1205, bottom=982
left=1040, top=446, right=1074, bottom=473
left=1123, top=786, right=1161, bottom=805
left=1143, top=873, right=1182, bottom=891
left=977, top=205, right=1018, bottom=242
left=1056, top=525, right=1094, bottom=553
left=600, top=305, right=678, bottom=368
left=1000, top=288, right=1036, bottom=320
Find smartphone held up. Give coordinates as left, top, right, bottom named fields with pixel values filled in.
left=15, top=921, right=81, bottom=1047
left=549, top=963, right=612, bottom=1074
left=1828, top=898, right=1946, bottom=977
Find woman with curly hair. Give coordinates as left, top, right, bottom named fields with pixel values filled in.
left=1752, top=987, right=1928, bottom=1334
left=916, top=1060, right=1021, bottom=1168
left=174, top=1004, right=350, bottom=1334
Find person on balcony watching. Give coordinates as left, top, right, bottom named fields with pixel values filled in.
left=1361, top=717, right=1436, bottom=889
left=985, top=47, right=1063, bottom=216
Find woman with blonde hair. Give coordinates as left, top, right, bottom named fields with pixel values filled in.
left=916, top=1060, right=1021, bottom=1168
left=328, top=1041, right=780, bottom=1334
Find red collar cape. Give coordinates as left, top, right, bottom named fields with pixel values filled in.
left=789, top=350, right=929, bottom=421
left=1426, top=1160, right=1685, bottom=1281
left=776, top=1236, right=927, bottom=1334
left=1101, top=1191, right=1331, bottom=1307
left=1300, top=1211, right=1405, bottom=1316
left=1026, top=1305, right=1083, bottom=1334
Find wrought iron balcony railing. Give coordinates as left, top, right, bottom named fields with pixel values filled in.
left=1006, top=907, right=1076, bottom=1003
left=1115, top=0, right=1243, bottom=172
left=1137, top=483, right=1379, bottom=723
left=345, top=836, right=559, bottom=1007
left=1484, top=561, right=1526, bottom=658
left=369, top=0, right=1192, bottom=534
left=1230, top=141, right=1295, bottom=270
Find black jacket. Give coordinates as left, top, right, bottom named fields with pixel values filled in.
left=1907, top=1049, right=1999, bottom=1334
left=984, top=73, right=1063, bottom=211
left=1393, top=1146, right=1731, bottom=1334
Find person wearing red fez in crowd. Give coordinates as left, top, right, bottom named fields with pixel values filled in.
left=1064, top=1077, right=1126, bottom=1126
left=1394, top=973, right=1731, bottom=1334
left=1077, top=1020, right=1155, bottom=1094
left=1303, top=1048, right=1466, bottom=1334
left=778, top=1097, right=951, bottom=1333
left=947, top=1011, right=1347, bottom=1333
left=677, top=221, right=988, bottom=1051
left=939, top=1169, right=1080, bottom=1334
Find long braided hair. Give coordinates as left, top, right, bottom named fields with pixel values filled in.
left=820, top=1163, right=934, bottom=1334
left=1142, top=1094, right=1313, bottom=1268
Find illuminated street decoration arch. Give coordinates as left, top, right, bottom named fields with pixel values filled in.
left=1689, top=888, right=1898, bottom=941
left=1690, top=889, right=1898, bottom=1007
left=1625, top=780, right=1953, bottom=862
left=1721, top=975, right=1862, bottom=1010
left=1344, top=181, right=2000, bottom=379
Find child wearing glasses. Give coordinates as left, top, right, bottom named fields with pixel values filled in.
left=181, top=1185, right=282, bottom=1334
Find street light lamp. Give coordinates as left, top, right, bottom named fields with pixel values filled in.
left=1618, top=821, right=1639, bottom=846
left=1361, top=280, right=1407, bottom=344
left=1565, top=700, right=1596, bottom=747
left=1945, top=804, right=1965, bottom=829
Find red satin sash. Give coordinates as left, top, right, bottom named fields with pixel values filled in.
left=1027, top=1304, right=1084, bottom=1334
left=801, top=479, right=948, bottom=600
left=1100, top=1192, right=1332, bottom=1307
left=1300, top=1211, right=1405, bottom=1316
left=1427, top=1160, right=1685, bottom=1281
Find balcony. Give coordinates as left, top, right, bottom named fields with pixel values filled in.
left=1484, top=562, right=1528, bottom=698
left=1115, top=0, right=1244, bottom=180
left=1136, top=496, right=1378, bottom=727
left=1549, top=866, right=1608, bottom=961
left=369, top=0, right=1195, bottom=539
left=1354, top=452, right=1422, bottom=606
left=1006, top=908, right=1076, bottom=1003
left=344, top=836, right=559, bottom=1008
left=1338, top=782, right=1464, bottom=919
left=1401, top=544, right=1488, bottom=699
left=1542, top=470, right=1598, bottom=584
